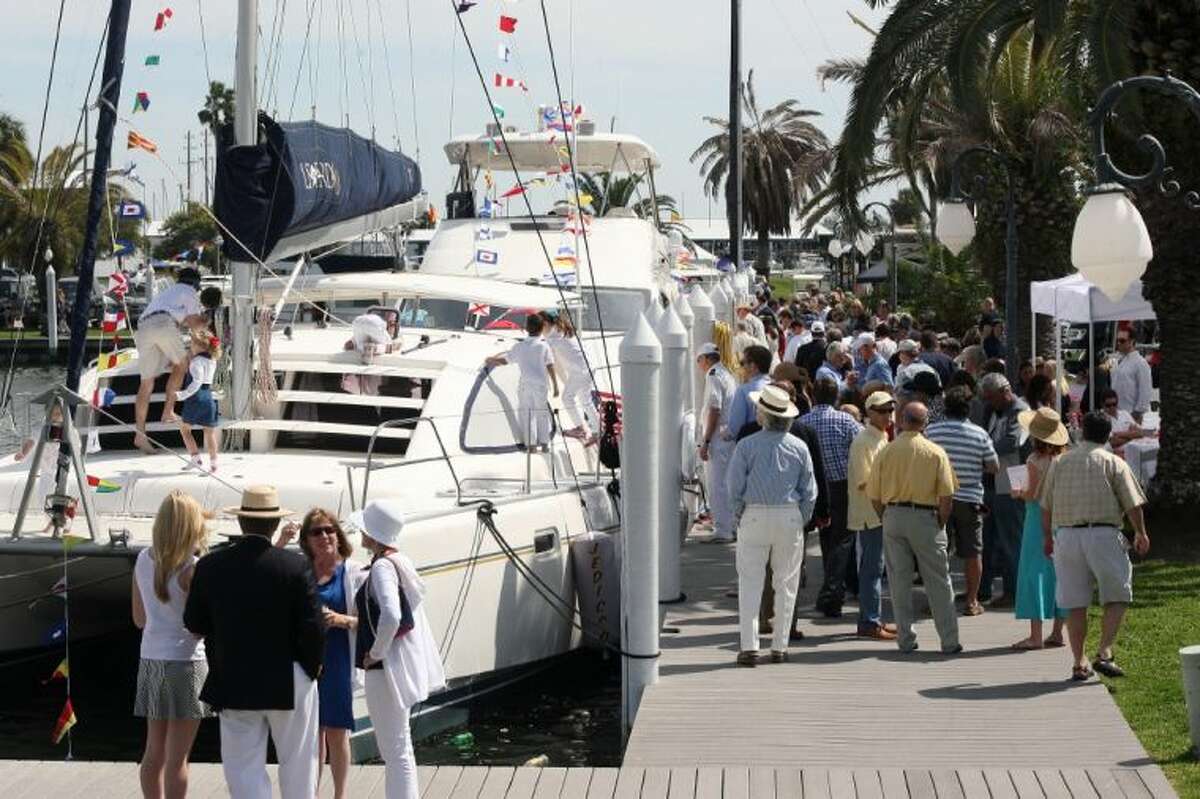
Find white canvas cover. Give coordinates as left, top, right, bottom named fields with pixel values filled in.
left=1029, top=273, right=1155, bottom=323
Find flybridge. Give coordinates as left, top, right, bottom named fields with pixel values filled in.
left=444, top=130, right=661, bottom=174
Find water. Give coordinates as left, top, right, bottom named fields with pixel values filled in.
left=0, top=366, right=623, bottom=767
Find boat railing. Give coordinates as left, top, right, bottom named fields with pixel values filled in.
left=360, top=416, right=463, bottom=508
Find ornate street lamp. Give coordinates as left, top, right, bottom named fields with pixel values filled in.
left=936, top=146, right=1019, bottom=380
left=1070, top=74, right=1197, bottom=301
left=862, top=201, right=898, bottom=309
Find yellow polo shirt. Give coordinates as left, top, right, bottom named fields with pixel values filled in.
left=866, top=431, right=958, bottom=507
left=847, top=424, right=888, bottom=530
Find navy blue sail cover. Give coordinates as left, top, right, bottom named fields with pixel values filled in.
left=215, top=113, right=421, bottom=261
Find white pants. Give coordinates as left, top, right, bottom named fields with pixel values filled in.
left=561, top=374, right=596, bottom=433
left=735, top=505, right=806, bottom=652
left=517, top=383, right=552, bottom=447
left=219, top=663, right=319, bottom=799
left=365, top=670, right=419, bottom=799
left=708, top=437, right=736, bottom=539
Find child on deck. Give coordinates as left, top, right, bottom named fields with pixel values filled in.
left=484, top=314, right=559, bottom=451
left=176, top=330, right=221, bottom=473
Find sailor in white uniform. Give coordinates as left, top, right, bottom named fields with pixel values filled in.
left=544, top=311, right=596, bottom=441
left=696, top=343, right=739, bottom=541
left=485, top=314, right=559, bottom=450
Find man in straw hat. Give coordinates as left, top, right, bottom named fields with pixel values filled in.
left=867, top=402, right=962, bottom=654
left=1038, top=411, right=1150, bottom=681
left=727, top=385, right=818, bottom=666
left=735, top=298, right=766, bottom=343
left=185, top=485, right=325, bottom=798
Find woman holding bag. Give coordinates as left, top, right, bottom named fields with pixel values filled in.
left=352, top=499, right=446, bottom=799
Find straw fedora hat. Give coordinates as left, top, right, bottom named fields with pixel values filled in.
left=1018, top=407, right=1069, bottom=447
left=223, top=485, right=293, bottom=519
left=349, top=498, right=407, bottom=549
left=749, top=384, right=799, bottom=419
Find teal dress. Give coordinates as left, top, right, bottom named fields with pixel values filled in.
left=1014, top=457, right=1067, bottom=621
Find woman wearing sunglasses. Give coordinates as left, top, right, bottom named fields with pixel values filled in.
left=277, top=509, right=366, bottom=799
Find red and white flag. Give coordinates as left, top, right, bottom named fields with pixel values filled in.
left=107, top=271, right=129, bottom=299
left=101, top=309, right=126, bottom=334
left=493, top=72, right=526, bottom=91
left=469, top=303, right=491, bottom=318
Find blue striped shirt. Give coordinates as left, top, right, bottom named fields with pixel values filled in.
left=924, top=418, right=998, bottom=504
left=726, top=430, right=818, bottom=521
left=798, top=404, right=862, bottom=481
left=726, top=374, right=770, bottom=440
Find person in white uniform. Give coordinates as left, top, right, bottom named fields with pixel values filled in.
left=343, top=312, right=397, bottom=395
left=696, top=343, right=738, bottom=542
left=726, top=385, right=817, bottom=666
left=132, top=267, right=219, bottom=454
left=485, top=314, right=559, bottom=450
left=544, top=311, right=596, bottom=442
left=351, top=499, right=446, bottom=799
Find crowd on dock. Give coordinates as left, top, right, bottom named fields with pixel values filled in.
left=702, top=279, right=1152, bottom=681
left=131, top=487, right=442, bottom=799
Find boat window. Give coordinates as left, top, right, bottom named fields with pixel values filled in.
left=577, top=287, right=646, bottom=332
left=398, top=298, right=527, bottom=332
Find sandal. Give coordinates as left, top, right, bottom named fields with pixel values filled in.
left=1011, top=639, right=1042, bottom=651
left=1043, top=638, right=1065, bottom=648
left=1093, top=657, right=1125, bottom=678
left=1071, top=664, right=1094, bottom=682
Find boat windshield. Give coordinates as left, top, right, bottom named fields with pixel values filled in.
left=397, top=297, right=534, bottom=332
left=577, top=287, right=646, bottom=332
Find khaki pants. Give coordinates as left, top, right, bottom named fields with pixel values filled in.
left=735, top=505, right=806, bottom=653
left=882, top=505, right=959, bottom=652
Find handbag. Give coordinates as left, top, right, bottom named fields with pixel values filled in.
left=353, top=557, right=414, bottom=670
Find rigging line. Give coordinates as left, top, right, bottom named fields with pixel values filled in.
left=767, top=0, right=811, bottom=63
left=537, top=0, right=617, bottom=393
left=447, top=9, right=457, bottom=142
left=24, top=0, right=69, bottom=275
left=344, top=0, right=376, bottom=135
left=309, top=0, right=325, bottom=116
left=361, top=0, right=379, bottom=137
left=267, top=0, right=292, bottom=114
left=372, top=0, right=403, bottom=152
left=799, top=0, right=834, bottom=57
left=447, top=0, right=604, bottom=401
left=264, top=0, right=289, bottom=110
left=286, top=0, right=320, bottom=120
left=403, top=0, right=420, bottom=161
left=195, top=0, right=213, bottom=87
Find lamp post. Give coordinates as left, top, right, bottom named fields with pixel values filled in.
left=1068, top=74, right=1200, bottom=301
left=862, top=202, right=897, bottom=309
left=936, top=146, right=1018, bottom=381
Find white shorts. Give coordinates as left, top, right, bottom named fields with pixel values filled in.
left=1053, top=525, right=1133, bottom=608
left=133, top=315, right=186, bottom=380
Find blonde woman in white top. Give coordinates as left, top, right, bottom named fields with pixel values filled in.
left=132, top=490, right=210, bottom=799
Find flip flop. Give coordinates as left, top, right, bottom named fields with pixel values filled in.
left=1043, top=638, right=1065, bottom=648
left=1093, top=658, right=1125, bottom=678
left=1011, top=640, right=1042, bottom=651
left=1071, top=665, right=1094, bottom=682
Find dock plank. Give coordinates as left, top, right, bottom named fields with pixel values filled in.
left=723, top=766, right=749, bottom=799
left=450, top=768, right=490, bottom=799
left=613, top=767, right=645, bottom=799
left=958, top=770, right=990, bottom=799
left=776, top=769, right=802, bottom=799
left=878, top=768, right=908, bottom=799
left=803, top=768, right=831, bottom=799
left=505, top=767, right=542, bottom=799
left=1061, top=769, right=1100, bottom=799
left=426, top=766, right=464, bottom=799
left=1134, top=768, right=1178, bottom=799
left=1010, top=769, right=1045, bottom=798
left=749, top=766, right=775, bottom=799
left=904, top=770, right=935, bottom=799
left=532, top=767, right=567, bottom=799
left=642, top=767, right=671, bottom=799
left=852, top=769, right=883, bottom=799
left=418, top=766, right=439, bottom=798
left=984, top=768, right=1018, bottom=799
left=586, top=767, right=620, bottom=799
left=669, top=766, right=697, bottom=799
left=931, top=770, right=965, bottom=799
left=1034, top=769, right=1071, bottom=799
left=1086, top=768, right=1124, bottom=799
left=695, top=766, right=724, bottom=799
left=829, top=769, right=856, bottom=799
left=562, top=767, right=594, bottom=799
left=1113, top=770, right=1153, bottom=799
left=478, top=766, right=515, bottom=799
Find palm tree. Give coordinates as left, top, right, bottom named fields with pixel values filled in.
left=691, top=71, right=834, bottom=274
left=575, top=172, right=681, bottom=228
left=197, top=81, right=236, bottom=138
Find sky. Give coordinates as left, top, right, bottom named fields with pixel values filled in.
left=0, top=0, right=889, bottom=225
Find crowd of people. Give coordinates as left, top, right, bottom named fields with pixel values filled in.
left=700, top=280, right=1153, bottom=679
left=132, top=486, right=443, bottom=799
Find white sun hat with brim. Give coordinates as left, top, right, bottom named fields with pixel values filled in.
left=749, top=384, right=800, bottom=419
left=349, top=498, right=407, bottom=549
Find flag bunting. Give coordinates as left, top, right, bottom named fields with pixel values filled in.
left=127, top=131, right=158, bottom=153
left=51, top=699, right=76, bottom=744
left=86, top=475, right=121, bottom=494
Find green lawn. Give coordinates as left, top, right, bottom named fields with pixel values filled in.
left=1089, top=556, right=1200, bottom=796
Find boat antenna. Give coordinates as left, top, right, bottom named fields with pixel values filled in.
left=728, top=0, right=744, bottom=272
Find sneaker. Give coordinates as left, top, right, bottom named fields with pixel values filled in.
left=735, top=651, right=758, bottom=668
left=942, top=644, right=964, bottom=655
left=183, top=455, right=203, bottom=471
left=858, top=625, right=897, bottom=641
left=770, top=650, right=789, bottom=663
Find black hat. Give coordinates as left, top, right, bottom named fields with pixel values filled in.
left=176, top=266, right=201, bottom=288
left=904, top=369, right=943, bottom=397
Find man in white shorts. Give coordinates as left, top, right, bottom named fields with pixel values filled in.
left=132, top=267, right=219, bottom=453
left=484, top=313, right=559, bottom=450
left=1039, top=411, right=1150, bottom=682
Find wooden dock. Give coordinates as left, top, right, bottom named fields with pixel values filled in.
left=0, top=535, right=1180, bottom=797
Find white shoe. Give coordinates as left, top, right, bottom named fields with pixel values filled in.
left=183, top=455, right=203, bottom=471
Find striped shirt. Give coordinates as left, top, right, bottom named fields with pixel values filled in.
left=726, top=430, right=818, bottom=521
left=925, top=418, right=998, bottom=504
left=798, top=404, right=862, bottom=482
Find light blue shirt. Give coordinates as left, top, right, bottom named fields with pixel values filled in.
left=815, top=361, right=844, bottom=392
left=726, top=374, right=770, bottom=439
left=727, top=429, right=818, bottom=521
left=861, top=354, right=894, bottom=387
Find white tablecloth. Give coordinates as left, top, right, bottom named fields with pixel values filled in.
left=1124, top=437, right=1159, bottom=486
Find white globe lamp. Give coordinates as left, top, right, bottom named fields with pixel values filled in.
left=936, top=199, right=976, bottom=256
left=854, top=231, right=876, bottom=255
left=1071, top=186, right=1153, bottom=302
left=827, top=239, right=843, bottom=258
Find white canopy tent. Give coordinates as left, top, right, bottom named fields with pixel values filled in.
left=1029, top=273, right=1156, bottom=410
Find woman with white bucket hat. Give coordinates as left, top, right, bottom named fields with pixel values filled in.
left=350, top=499, right=446, bottom=799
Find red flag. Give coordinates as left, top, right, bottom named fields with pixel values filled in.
left=501, top=184, right=526, bottom=199
left=52, top=699, right=77, bottom=744
left=499, top=15, right=517, bottom=33
left=154, top=7, right=174, bottom=31
left=493, top=73, right=526, bottom=91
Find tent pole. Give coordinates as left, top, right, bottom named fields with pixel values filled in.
left=1088, top=322, right=1095, bottom=414
left=1055, top=314, right=1063, bottom=415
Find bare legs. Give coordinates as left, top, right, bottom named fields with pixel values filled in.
left=133, top=378, right=156, bottom=453
left=179, top=423, right=199, bottom=459
left=140, top=718, right=201, bottom=799
left=1065, top=603, right=1127, bottom=670
left=317, top=727, right=351, bottom=799
left=161, top=361, right=187, bottom=424
left=204, top=427, right=218, bottom=472
left=1012, top=616, right=1065, bottom=650
left=1066, top=607, right=1089, bottom=669
left=963, top=555, right=982, bottom=612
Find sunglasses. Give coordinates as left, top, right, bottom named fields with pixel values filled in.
left=1116, top=338, right=1131, bottom=345
left=1104, top=401, right=1119, bottom=409
left=306, top=525, right=337, bottom=537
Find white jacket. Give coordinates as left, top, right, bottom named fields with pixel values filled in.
left=366, top=553, right=447, bottom=709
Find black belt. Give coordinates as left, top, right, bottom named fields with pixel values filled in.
left=888, top=502, right=937, bottom=510
left=1062, top=522, right=1115, bottom=528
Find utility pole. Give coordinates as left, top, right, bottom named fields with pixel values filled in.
left=202, top=127, right=210, bottom=206
left=727, top=0, right=743, bottom=273
left=183, top=129, right=195, bottom=204
left=82, top=103, right=90, bottom=186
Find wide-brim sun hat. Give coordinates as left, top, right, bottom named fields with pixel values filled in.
left=1018, top=407, right=1069, bottom=446
left=749, top=385, right=799, bottom=419
left=349, top=498, right=407, bottom=549
left=223, top=485, right=292, bottom=519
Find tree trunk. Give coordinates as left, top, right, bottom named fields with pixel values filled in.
left=755, top=227, right=770, bottom=276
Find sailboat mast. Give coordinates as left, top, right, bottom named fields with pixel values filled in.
left=229, top=0, right=258, bottom=426
left=727, top=0, right=743, bottom=273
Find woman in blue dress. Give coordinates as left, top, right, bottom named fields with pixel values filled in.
left=277, top=509, right=365, bottom=799
left=1011, top=408, right=1068, bottom=650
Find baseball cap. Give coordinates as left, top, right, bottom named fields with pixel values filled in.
left=810, top=321, right=826, bottom=335
left=698, top=342, right=720, bottom=358
left=864, top=391, right=896, bottom=412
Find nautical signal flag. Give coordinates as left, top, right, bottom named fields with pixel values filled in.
left=478, top=197, right=495, bottom=219
left=475, top=249, right=499, bottom=266
left=497, top=43, right=512, bottom=62
left=113, top=239, right=135, bottom=258
left=52, top=699, right=77, bottom=744
left=127, top=131, right=157, bottom=153
left=455, top=0, right=476, bottom=12
left=154, top=7, right=174, bottom=31
left=117, top=200, right=146, bottom=219
left=87, top=475, right=121, bottom=494
left=101, top=350, right=134, bottom=372
left=144, top=55, right=160, bottom=66
left=101, top=309, right=127, bottom=333
left=43, top=658, right=69, bottom=685
left=493, top=73, right=526, bottom=91
left=132, top=92, right=150, bottom=113
left=107, top=270, right=129, bottom=299
left=469, top=303, right=491, bottom=318
left=500, top=183, right=526, bottom=199
left=499, top=15, right=518, bottom=33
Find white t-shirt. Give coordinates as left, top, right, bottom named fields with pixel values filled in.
left=143, top=283, right=202, bottom=324
left=546, top=328, right=588, bottom=377
left=1105, top=409, right=1137, bottom=453
left=876, top=337, right=898, bottom=361
left=507, top=336, right=554, bottom=392
left=352, top=313, right=392, bottom=350
left=783, top=331, right=811, bottom=364
left=176, top=354, right=216, bottom=401
left=134, top=548, right=204, bottom=661
left=704, top=363, right=738, bottom=435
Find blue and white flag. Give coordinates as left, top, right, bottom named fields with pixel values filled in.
left=478, top=197, right=495, bottom=219
left=113, top=239, right=136, bottom=257
left=116, top=200, right=146, bottom=219
left=475, top=249, right=499, bottom=266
